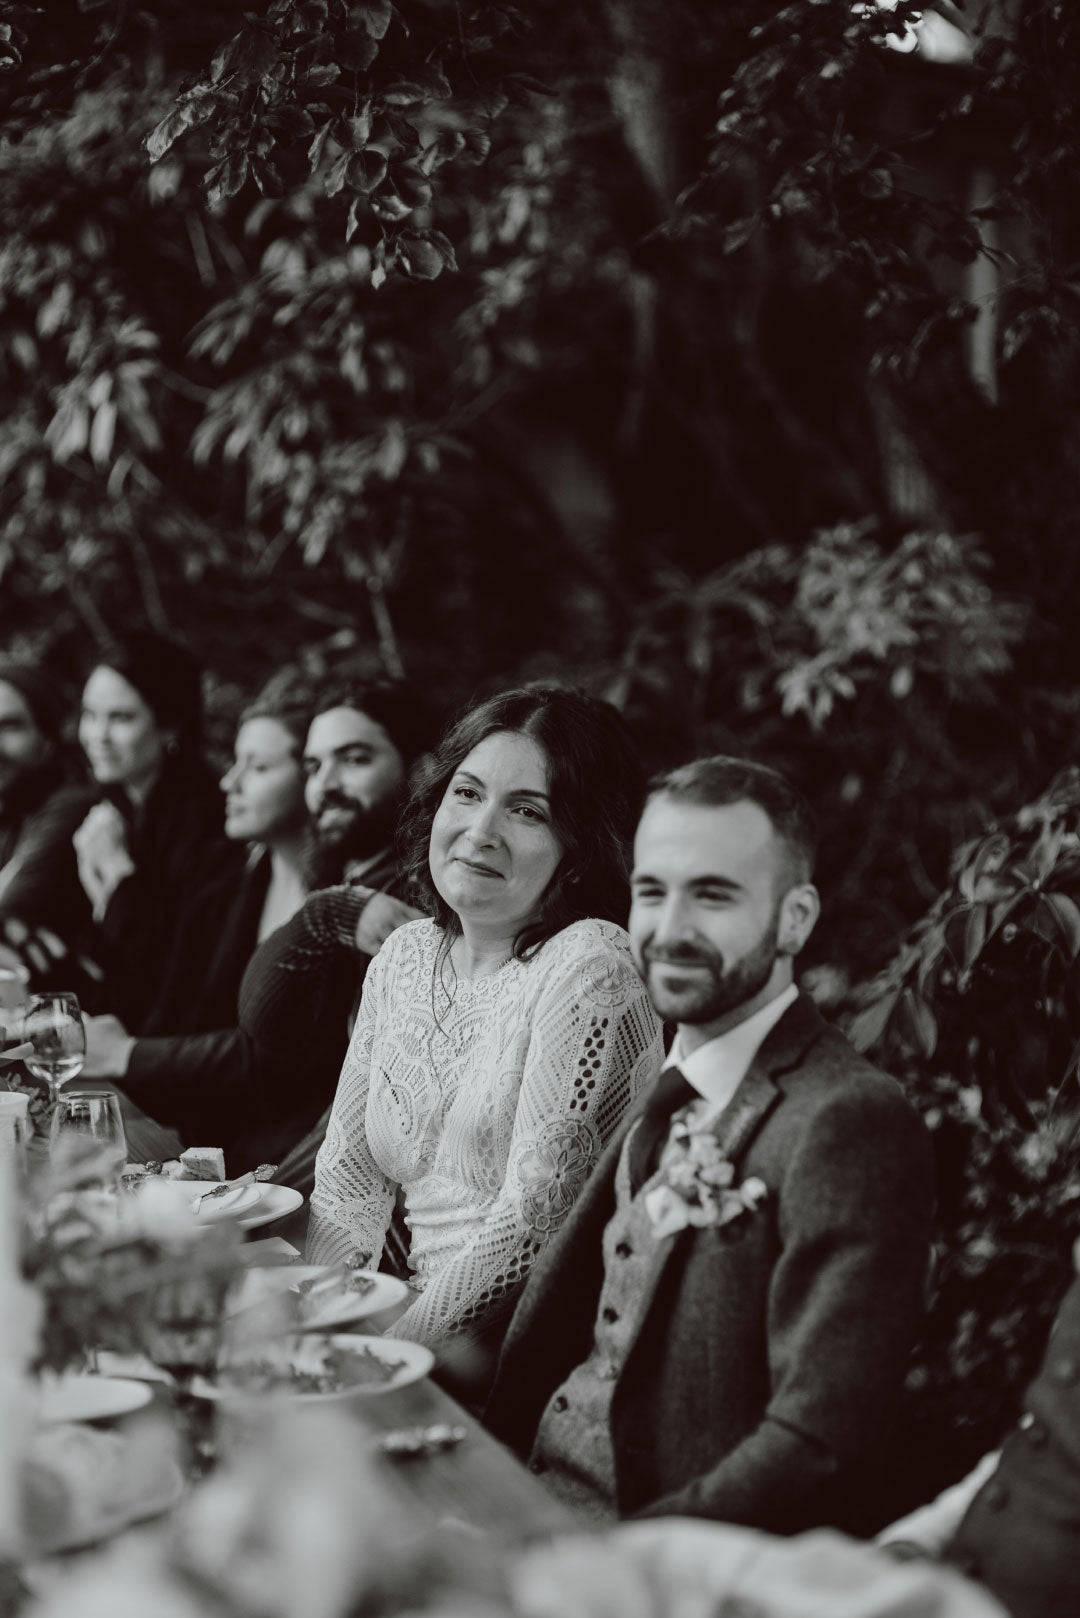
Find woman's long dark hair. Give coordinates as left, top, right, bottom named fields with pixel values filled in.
left=400, top=684, right=646, bottom=958
left=87, top=632, right=204, bottom=759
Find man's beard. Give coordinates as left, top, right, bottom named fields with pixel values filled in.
left=640, top=925, right=780, bottom=1027
left=305, top=792, right=401, bottom=887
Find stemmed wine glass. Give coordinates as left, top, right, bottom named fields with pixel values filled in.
left=23, top=992, right=86, bottom=1106
left=49, top=1090, right=128, bottom=1192
left=145, top=1262, right=237, bottom=1476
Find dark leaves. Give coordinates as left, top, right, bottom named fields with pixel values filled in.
left=206, top=153, right=250, bottom=210
left=397, top=229, right=457, bottom=279
left=347, top=147, right=388, bottom=193
left=349, top=0, right=393, bottom=39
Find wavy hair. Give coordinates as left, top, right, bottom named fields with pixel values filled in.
left=400, top=684, right=645, bottom=958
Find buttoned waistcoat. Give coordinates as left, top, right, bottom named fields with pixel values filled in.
left=484, top=995, right=935, bottom=1534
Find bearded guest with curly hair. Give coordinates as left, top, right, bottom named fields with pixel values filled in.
left=307, top=685, right=664, bottom=1393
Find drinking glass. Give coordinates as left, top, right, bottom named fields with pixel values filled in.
left=23, top=993, right=86, bottom=1104
left=49, top=1090, right=127, bottom=1192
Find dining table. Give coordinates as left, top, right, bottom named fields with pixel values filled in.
left=326, top=1367, right=576, bottom=1542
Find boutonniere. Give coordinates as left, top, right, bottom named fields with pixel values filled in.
left=643, top=1112, right=768, bottom=1241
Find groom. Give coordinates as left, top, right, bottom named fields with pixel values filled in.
left=484, top=756, right=934, bottom=1534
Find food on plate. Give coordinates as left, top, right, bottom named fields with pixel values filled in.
left=179, top=1147, right=226, bottom=1182
left=293, top=1269, right=377, bottom=1302
left=124, top=1150, right=267, bottom=1193
left=221, top=1341, right=404, bottom=1396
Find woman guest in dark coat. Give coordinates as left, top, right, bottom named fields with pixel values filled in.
left=0, top=633, right=238, bottom=1026
left=132, top=670, right=313, bottom=1038
left=80, top=672, right=315, bottom=1166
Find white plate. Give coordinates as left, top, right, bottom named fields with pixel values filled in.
left=236, top=1266, right=410, bottom=1332
left=193, top=1333, right=433, bottom=1402
left=238, top=1183, right=304, bottom=1230
left=37, top=1374, right=153, bottom=1424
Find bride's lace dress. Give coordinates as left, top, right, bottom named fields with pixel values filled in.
left=307, top=917, right=663, bottom=1344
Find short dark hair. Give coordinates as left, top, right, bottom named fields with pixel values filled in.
left=312, top=677, right=439, bottom=771
left=401, top=684, right=646, bottom=957
left=647, top=755, right=817, bottom=886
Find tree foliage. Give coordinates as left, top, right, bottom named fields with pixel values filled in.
left=845, top=766, right=1080, bottom=1490
left=2, top=0, right=1080, bottom=1490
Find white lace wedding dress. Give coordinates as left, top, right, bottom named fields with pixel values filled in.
left=307, top=916, right=664, bottom=1344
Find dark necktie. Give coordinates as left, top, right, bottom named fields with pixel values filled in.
left=628, top=1063, right=697, bottom=1195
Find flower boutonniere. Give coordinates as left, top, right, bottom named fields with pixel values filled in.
left=643, top=1112, right=768, bottom=1241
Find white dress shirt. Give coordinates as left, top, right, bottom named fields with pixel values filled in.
left=664, top=981, right=800, bottom=1117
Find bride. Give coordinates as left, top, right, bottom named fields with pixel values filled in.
left=307, top=685, right=664, bottom=1366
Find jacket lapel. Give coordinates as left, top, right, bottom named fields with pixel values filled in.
left=714, top=993, right=829, bottom=1161
left=628, top=996, right=829, bottom=1296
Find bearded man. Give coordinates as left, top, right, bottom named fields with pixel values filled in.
left=484, top=756, right=934, bottom=1535
left=86, top=677, right=433, bottom=1173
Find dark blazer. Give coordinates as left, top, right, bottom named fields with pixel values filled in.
left=120, top=849, right=404, bottom=1173
left=0, top=752, right=237, bottom=1024
left=948, top=1273, right=1080, bottom=1618
left=484, top=995, right=935, bottom=1535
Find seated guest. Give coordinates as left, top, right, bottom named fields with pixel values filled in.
left=86, top=676, right=431, bottom=1173
left=0, top=662, right=97, bottom=987
left=82, top=668, right=312, bottom=1064
left=306, top=685, right=665, bottom=1366
left=0, top=633, right=238, bottom=1026
left=0, top=662, right=71, bottom=901
left=878, top=1239, right=1080, bottom=1618
left=234, top=678, right=433, bottom=1181
left=484, top=757, right=934, bottom=1534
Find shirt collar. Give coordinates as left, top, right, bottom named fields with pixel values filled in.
left=663, top=982, right=800, bottom=1111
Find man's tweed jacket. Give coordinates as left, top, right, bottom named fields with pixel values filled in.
left=483, top=994, right=935, bottom=1534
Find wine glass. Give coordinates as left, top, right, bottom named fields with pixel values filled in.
left=49, top=1089, right=127, bottom=1192
left=145, top=1261, right=237, bottom=1476
left=23, top=992, right=86, bottom=1106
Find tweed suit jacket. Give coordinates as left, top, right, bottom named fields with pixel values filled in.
left=484, top=994, right=935, bottom=1534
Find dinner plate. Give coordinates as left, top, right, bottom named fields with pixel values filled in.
left=237, top=1183, right=304, bottom=1230
left=235, top=1265, right=410, bottom=1332
left=192, top=1333, right=433, bottom=1402
left=37, top=1374, right=153, bottom=1425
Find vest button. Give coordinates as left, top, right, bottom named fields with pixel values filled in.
left=615, top=1241, right=633, bottom=1259
left=1019, top=1412, right=1047, bottom=1446
left=553, top=1395, right=568, bottom=1413
left=602, top=1306, right=619, bottom=1325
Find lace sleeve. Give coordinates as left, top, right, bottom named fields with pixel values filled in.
left=390, top=923, right=663, bottom=1346
left=305, top=946, right=396, bottom=1266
